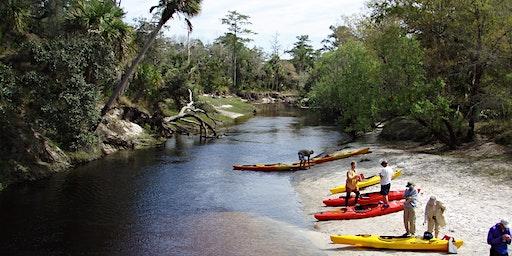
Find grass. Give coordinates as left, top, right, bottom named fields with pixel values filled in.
left=66, top=146, right=103, bottom=164
left=136, top=128, right=164, bottom=148
left=197, top=95, right=255, bottom=126
left=198, top=95, right=255, bottom=115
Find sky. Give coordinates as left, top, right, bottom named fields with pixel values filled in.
left=121, top=0, right=369, bottom=56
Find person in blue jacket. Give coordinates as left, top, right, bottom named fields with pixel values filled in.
left=488, top=219, right=511, bottom=256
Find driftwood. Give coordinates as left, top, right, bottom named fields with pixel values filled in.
left=163, top=89, right=218, bottom=139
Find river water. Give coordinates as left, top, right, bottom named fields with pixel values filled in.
left=0, top=105, right=348, bottom=256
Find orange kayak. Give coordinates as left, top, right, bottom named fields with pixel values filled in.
left=310, top=147, right=370, bottom=164
left=232, top=162, right=314, bottom=171
left=233, top=147, right=370, bottom=172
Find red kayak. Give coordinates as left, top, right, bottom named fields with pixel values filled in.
left=323, top=189, right=419, bottom=207
left=314, top=200, right=405, bottom=221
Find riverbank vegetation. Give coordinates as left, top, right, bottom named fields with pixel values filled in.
left=1, top=0, right=511, bottom=188
left=308, top=0, right=512, bottom=149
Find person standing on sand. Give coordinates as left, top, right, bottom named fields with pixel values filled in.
left=403, top=182, right=418, bottom=236
left=379, top=160, right=393, bottom=208
left=345, top=161, right=361, bottom=207
left=423, top=196, right=446, bottom=238
left=488, top=219, right=511, bottom=256
left=298, top=149, right=314, bottom=169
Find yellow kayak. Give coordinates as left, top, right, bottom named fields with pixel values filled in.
left=330, top=234, right=463, bottom=251
left=330, top=169, right=402, bottom=194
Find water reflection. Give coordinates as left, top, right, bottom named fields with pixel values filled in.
left=0, top=105, right=346, bottom=255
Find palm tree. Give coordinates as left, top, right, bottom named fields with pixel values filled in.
left=66, top=0, right=133, bottom=61
left=0, top=0, right=31, bottom=35
left=99, top=0, right=202, bottom=118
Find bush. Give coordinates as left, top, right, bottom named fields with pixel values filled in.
left=478, top=120, right=512, bottom=146
left=308, top=40, right=380, bottom=133
left=380, top=117, right=431, bottom=142
left=3, top=35, right=119, bottom=151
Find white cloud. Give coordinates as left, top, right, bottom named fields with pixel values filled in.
left=121, top=0, right=368, bottom=55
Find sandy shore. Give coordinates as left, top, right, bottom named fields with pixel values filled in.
left=292, top=132, right=512, bottom=255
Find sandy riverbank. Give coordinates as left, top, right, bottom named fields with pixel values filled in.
left=292, top=132, right=512, bottom=255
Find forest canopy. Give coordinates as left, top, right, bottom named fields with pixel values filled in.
left=1, top=0, right=511, bottom=163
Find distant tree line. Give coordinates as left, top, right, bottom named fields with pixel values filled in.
left=1, top=0, right=510, bottom=163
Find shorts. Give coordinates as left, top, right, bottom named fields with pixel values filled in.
left=380, top=183, right=391, bottom=195
left=298, top=153, right=305, bottom=161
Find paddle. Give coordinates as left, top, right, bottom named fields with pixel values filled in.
left=312, top=151, right=326, bottom=158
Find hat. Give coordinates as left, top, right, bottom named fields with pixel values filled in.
left=381, top=160, right=388, bottom=165
left=406, top=182, right=415, bottom=187
left=501, top=219, right=510, bottom=228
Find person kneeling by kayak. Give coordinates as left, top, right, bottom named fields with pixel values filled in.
left=298, top=149, right=314, bottom=169
left=345, top=161, right=361, bottom=207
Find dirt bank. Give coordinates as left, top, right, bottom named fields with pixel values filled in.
left=292, top=131, right=512, bottom=255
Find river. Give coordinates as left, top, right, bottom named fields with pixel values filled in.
left=0, top=105, right=348, bottom=256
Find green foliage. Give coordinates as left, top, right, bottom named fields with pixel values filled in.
left=263, top=54, right=299, bottom=91
left=237, top=46, right=265, bottom=89
left=0, top=0, right=31, bottom=36
left=154, top=0, right=202, bottom=27
left=20, top=36, right=116, bottom=149
left=130, top=64, right=163, bottom=102
left=309, top=40, right=380, bottom=132
left=322, top=25, right=357, bottom=51
left=66, top=0, right=134, bottom=60
left=364, top=21, right=427, bottom=117
left=0, top=63, right=18, bottom=109
left=220, top=10, right=256, bottom=90
left=0, top=63, right=20, bottom=154
left=196, top=48, right=231, bottom=93
left=370, top=0, right=512, bottom=140
left=197, top=95, right=255, bottom=125
left=198, top=95, right=254, bottom=115
left=410, top=81, right=468, bottom=147
left=286, top=35, right=317, bottom=75
left=159, top=65, right=192, bottom=110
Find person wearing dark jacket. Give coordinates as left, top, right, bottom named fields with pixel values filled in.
left=298, top=149, right=314, bottom=169
left=488, top=220, right=511, bottom=256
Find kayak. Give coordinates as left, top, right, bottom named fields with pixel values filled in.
left=329, top=169, right=402, bottom=194
left=330, top=234, right=464, bottom=251
left=233, top=147, right=370, bottom=172
left=310, top=147, right=370, bottom=164
left=314, top=200, right=404, bottom=221
left=323, top=190, right=409, bottom=207
left=232, top=162, right=312, bottom=171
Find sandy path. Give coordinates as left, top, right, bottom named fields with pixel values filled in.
left=292, top=134, right=512, bottom=255
left=214, top=105, right=245, bottom=119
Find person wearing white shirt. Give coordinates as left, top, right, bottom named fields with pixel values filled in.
left=379, top=160, right=393, bottom=208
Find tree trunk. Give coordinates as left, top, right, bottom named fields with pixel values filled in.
left=442, top=118, right=457, bottom=149
left=466, top=6, right=484, bottom=142
left=99, top=21, right=165, bottom=118
left=187, top=30, right=191, bottom=64
left=415, top=117, right=454, bottom=148
left=232, top=41, right=237, bottom=90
